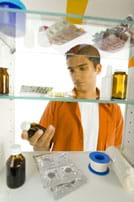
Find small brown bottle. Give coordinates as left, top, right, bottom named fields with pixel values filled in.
left=6, top=144, right=26, bottom=189
left=0, top=67, right=9, bottom=94
left=21, top=121, right=46, bottom=138
left=112, top=70, right=127, bottom=99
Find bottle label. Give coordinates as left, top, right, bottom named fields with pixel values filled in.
left=3, top=75, right=6, bottom=94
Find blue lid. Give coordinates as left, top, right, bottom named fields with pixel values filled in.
left=89, top=151, right=111, bottom=164
left=0, top=0, right=26, bottom=9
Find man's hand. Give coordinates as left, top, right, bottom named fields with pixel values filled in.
left=21, top=125, right=55, bottom=151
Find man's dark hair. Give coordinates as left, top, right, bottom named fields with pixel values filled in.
left=65, top=44, right=100, bottom=68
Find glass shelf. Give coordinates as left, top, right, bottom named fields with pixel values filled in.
left=0, top=7, right=133, bottom=60
left=0, top=7, right=134, bottom=24
left=0, top=94, right=134, bottom=105
left=0, top=7, right=133, bottom=106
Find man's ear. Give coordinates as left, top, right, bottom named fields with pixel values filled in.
left=96, top=64, right=102, bottom=74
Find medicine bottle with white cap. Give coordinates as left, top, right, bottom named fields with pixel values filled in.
left=6, top=144, right=26, bottom=188
left=100, top=65, right=113, bottom=100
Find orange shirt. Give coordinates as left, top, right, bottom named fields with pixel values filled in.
left=40, top=102, right=123, bottom=151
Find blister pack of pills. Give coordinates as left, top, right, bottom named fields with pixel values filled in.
left=20, top=85, right=53, bottom=95
left=46, top=20, right=85, bottom=45
left=34, top=152, right=87, bottom=200
left=92, top=15, right=133, bottom=52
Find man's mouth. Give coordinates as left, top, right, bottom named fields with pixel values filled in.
left=75, top=82, right=85, bottom=86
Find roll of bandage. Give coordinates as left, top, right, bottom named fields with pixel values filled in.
left=106, top=146, right=134, bottom=191
left=88, top=151, right=111, bottom=176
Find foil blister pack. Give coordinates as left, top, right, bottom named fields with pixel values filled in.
left=34, top=153, right=87, bottom=200
left=46, top=20, right=85, bottom=45
left=92, top=15, right=134, bottom=52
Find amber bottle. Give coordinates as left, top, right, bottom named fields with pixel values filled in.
left=112, top=70, right=127, bottom=99
left=21, top=121, right=46, bottom=138
left=0, top=67, right=9, bottom=94
left=6, top=144, right=26, bottom=189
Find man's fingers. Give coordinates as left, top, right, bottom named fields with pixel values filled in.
left=42, top=125, right=55, bottom=143
left=37, top=125, right=55, bottom=147
left=29, top=129, right=44, bottom=146
left=21, top=124, right=55, bottom=151
left=21, top=130, right=29, bottom=140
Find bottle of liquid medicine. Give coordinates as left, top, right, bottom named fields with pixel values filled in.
left=6, top=144, right=26, bottom=189
left=0, top=67, right=9, bottom=94
left=112, top=70, right=127, bottom=99
left=21, top=121, right=46, bottom=138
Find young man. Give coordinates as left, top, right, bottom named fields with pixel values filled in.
left=22, top=44, right=123, bottom=151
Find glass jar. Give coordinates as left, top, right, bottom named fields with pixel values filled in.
left=6, top=144, right=26, bottom=189
left=112, top=70, right=127, bottom=99
left=0, top=67, right=9, bottom=94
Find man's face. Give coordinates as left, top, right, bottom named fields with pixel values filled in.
left=67, top=55, right=101, bottom=93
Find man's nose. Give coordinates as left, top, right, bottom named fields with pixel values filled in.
left=73, top=71, right=81, bottom=81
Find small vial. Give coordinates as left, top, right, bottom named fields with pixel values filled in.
left=0, top=67, right=9, bottom=94
left=112, top=70, right=127, bottom=99
left=6, top=144, right=25, bottom=189
left=21, top=121, right=46, bottom=138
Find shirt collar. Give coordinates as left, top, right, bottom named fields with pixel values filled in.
left=72, top=87, right=100, bottom=99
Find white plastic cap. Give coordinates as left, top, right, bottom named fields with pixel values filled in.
left=21, top=121, right=31, bottom=130
left=11, top=144, right=21, bottom=155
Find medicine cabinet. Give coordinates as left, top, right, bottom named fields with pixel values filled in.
left=0, top=7, right=134, bottom=165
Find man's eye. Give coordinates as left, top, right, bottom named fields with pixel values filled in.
left=80, top=66, right=86, bottom=71
left=69, top=69, right=74, bottom=73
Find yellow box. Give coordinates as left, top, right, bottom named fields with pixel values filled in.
left=66, top=0, right=89, bottom=24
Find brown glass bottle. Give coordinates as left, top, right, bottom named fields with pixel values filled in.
left=112, top=70, right=127, bottom=99
left=0, top=67, right=9, bottom=94
left=28, top=122, right=46, bottom=138
left=6, top=144, right=26, bottom=189
left=21, top=121, right=46, bottom=138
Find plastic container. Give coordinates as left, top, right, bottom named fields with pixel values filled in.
left=38, top=25, right=50, bottom=47
left=112, top=69, right=127, bottom=99
left=100, top=65, right=113, bottom=100
left=0, top=0, right=26, bottom=37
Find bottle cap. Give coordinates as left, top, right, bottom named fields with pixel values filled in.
left=21, top=121, right=31, bottom=130
left=11, top=144, right=21, bottom=155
